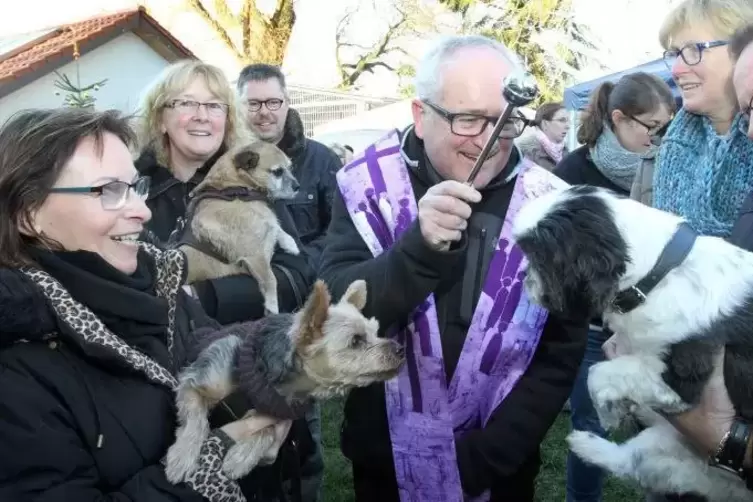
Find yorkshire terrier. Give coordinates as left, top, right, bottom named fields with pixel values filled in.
left=165, top=279, right=405, bottom=483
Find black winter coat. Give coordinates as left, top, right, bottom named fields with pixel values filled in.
left=277, top=109, right=342, bottom=267
left=135, top=150, right=314, bottom=325
left=0, top=245, right=246, bottom=502
left=553, top=145, right=628, bottom=195
left=318, top=128, right=588, bottom=500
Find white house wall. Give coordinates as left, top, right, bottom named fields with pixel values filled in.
left=0, top=32, right=175, bottom=124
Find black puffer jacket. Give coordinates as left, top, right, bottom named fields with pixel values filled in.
left=277, top=109, right=342, bottom=267
left=0, top=244, right=245, bottom=502
left=135, top=150, right=314, bottom=325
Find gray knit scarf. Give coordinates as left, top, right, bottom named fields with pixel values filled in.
left=590, top=127, right=658, bottom=191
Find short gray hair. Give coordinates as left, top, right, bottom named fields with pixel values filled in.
left=414, top=35, right=523, bottom=101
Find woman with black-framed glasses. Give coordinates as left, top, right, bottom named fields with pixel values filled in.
left=632, top=0, right=753, bottom=219
left=646, top=0, right=753, bottom=235
left=134, top=60, right=315, bottom=501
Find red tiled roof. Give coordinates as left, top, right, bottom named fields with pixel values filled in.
left=0, top=7, right=193, bottom=83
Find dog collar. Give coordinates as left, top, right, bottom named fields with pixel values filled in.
left=610, top=222, right=697, bottom=315
left=167, top=186, right=268, bottom=261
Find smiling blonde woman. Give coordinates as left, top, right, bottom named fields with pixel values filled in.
left=133, top=59, right=316, bottom=502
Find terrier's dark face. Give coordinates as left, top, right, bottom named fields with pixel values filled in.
left=291, top=280, right=404, bottom=398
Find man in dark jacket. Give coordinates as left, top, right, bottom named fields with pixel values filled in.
left=236, top=64, right=340, bottom=502
left=318, top=34, right=588, bottom=501
left=237, top=64, right=342, bottom=269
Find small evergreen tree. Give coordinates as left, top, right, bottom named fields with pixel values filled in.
left=53, top=71, right=107, bottom=108
left=53, top=42, right=107, bottom=108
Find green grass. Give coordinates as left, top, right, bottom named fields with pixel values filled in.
left=321, top=398, right=642, bottom=501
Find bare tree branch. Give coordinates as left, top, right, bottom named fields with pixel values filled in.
left=212, top=0, right=237, bottom=27
left=339, top=42, right=374, bottom=51
left=185, top=0, right=245, bottom=61
left=336, top=3, right=414, bottom=89
left=186, top=0, right=295, bottom=65
left=343, top=61, right=395, bottom=72
left=239, top=0, right=252, bottom=56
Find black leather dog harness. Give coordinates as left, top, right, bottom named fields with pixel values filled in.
left=168, top=186, right=267, bottom=264
left=610, top=222, right=698, bottom=314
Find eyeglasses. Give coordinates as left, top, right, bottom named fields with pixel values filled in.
left=247, top=98, right=285, bottom=112
left=740, top=99, right=753, bottom=136
left=630, top=116, right=671, bottom=137
left=630, top=116, right=672, bottom=146
left=662, top=40, right=728, bottom=70
left=166, top=99, right=229, bottom=117
left=423, top=101, right=530, bottom=138
left=742, top=95, right=753, bottom=120
left=49, top=176, right=150, bottom=210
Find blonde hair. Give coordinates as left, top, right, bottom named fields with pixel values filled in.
left=135, top=59, right=253, bottom=168
left=659, top=0, right=753, bottom=49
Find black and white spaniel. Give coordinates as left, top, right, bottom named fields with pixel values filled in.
left=513, top=185, right=753, bottom=501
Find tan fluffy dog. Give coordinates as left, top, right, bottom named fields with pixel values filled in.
left=179, top=140, right=300, bottom=314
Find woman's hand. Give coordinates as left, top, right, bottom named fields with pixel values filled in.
left=667, top=350, right=736, bottom=458
left=602, top=337, right=740, bottom=461
left=219, top=412, right=293, bottom=466
left=220, top=411, right=279, bottom=442
left=259, top=419, right=293, bottom=465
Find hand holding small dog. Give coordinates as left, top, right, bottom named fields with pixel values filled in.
left=668, top=350, right=740, bottom=458
left=220, top=412, right=280, bottom=444
left=418, top=180, right=481, bottom=251
left=603, top=336, right=742, bottom=461
left=258, top=419, right=293, bottom=466
left=218, top=413, right=292, bottom=476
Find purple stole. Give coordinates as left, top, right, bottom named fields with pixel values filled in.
left=337, top=130, right=568, bottom=502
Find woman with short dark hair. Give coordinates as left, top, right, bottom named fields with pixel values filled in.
left=0, top=107, right=282, bottom=502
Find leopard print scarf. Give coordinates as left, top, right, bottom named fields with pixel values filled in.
left=21, top=243, right=184, bottom=389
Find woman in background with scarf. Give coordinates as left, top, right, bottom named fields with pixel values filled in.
left=516, top=101, right=569, bottom=171
left=553, top=71, right=676, bottom=502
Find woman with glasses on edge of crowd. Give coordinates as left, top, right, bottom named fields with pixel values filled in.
left=621, top=0, right=753, bottom=501
left=631, top=0, right=753, bottom=211
left=516, top=101, right=570, bottom=171
left=552, top=71, right=676, bottom=502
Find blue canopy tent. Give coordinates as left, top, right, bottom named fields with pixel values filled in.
left=563, top=58, right=681, bottom=111
left=562, top=58, right=681, bottom=149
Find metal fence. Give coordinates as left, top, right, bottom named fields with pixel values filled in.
left=288, top=85, right=398, bottom=137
